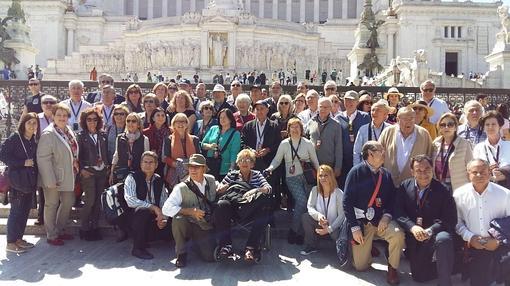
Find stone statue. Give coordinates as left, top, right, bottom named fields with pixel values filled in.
left=364, top=20, right=385, bottom=49
left=210, top=34, right=227, bottom=66
left=497, top=5, right=510, bottom=44
left=208, top=0, right=243, bottom=10
left=357, top=51, right=383, bottom=77
left=360, top=0, right=375, bottom=25
left=7, top=0, right=26, bottom=23
left=0, top=17, right=19, bottom=68
left=412, top=49, right=428, bottom=86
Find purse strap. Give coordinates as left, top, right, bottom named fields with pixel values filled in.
left=217, top=129, right=236, bottom=155
left=184, top=179, right=213, bottom=209
left=18, top=133, right=30, bottom=160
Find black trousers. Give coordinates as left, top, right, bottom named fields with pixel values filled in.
left=468, top=246, right=510, bottom=286
left=406, top=231, right=454, bottom=286
left=212, top=195, right=272, bottom=248
left=131, top=208, right=171, bottom=250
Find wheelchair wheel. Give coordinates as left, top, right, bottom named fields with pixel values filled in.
left=263, top=224, right=271, bottom=250
left=213, top=245, right=222, bottom=262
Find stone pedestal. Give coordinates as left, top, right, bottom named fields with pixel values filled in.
left=347, top=47, right=385, bottom=79
left=485, top=50, right=510, bottom=88
left=3, top=41, right=38, bottom=80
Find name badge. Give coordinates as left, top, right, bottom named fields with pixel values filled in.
left=366, top=207, right=375, bottom=221
left=316, top=140, right=322, bottom=148
left=289, top=165, right=295, bottom=175
left=32, top=98, right=39, bottom=105
left=416, top=217, right=423, bottom=226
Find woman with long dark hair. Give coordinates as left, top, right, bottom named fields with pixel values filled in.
left=143, top=107, right=170, bottom=177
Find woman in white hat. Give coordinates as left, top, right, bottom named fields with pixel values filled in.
left=383, top=87, right=402, bottom=124
left=411, top=100, right=437, bottom=140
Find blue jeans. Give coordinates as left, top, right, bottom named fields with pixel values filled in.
left=7, top=189, right=33, bottom=243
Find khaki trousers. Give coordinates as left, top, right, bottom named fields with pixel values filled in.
left=351, top=220, right=405, bottom=271
left=172, top=216, right=215, bottom=262
left=43, top=188, right=75, bottom=240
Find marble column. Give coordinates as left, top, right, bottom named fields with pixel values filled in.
left=387, top=33, right=394, bottom=64
left=246, top=0, right=251, bottom=12
left=286, top=0, right=292, bottom=21
left=328, top=0, right=333, bottom=20
left=121, top=0, right=126, bottom=15
left=67, top=29, right=75, bottom=55
left=300, top=0, right=305, bottom=22
left=272, top=0, right=278, bottom=19
left=162, top=0, right=168, bottom=17
left=313, top=0, right=319, bottom=22
left=190, top=0, right=196, bottom=11
left=342, top=0, right=347, bottom=19
left=176, top=0, right=182, bottom=16
left=133, top=0, right=139, bottom=17
left=148, top=0, right=154, bottom=19
left=259, top=0, right=264, bottom=18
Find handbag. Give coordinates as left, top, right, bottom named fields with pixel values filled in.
left=8, top=134, right=37, bottom=193
left=206, top=129, right=236, bottom=178
left=295, top=152, right=317, bottom=186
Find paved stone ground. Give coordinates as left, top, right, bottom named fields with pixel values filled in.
left=0, top=235, right=474, bottom=286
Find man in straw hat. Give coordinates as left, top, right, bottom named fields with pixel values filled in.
left=162, top=153, right=217, bottom=267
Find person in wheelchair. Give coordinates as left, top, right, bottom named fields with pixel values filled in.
left=213, top=149, right=273, bottom=262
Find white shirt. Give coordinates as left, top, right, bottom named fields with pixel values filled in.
left=162, top=178, right=207, bottom=218
left=298, top=108, right=318, bottom=128
left=454, top=182, right=510, bottom=242
left=62, top=98, right=92, bottom=131
left=38, top=112, right=52, bottom=133
left=124, top=174, right=169, bottom=212
left=342, top=110, right=358, bottom=124
left=423, top=97, right=450, bottom=124
left=396, top=127, right=417, bottom=172
left=473, top=138, right=510, bottom=168
left=353, top=122, right=389, bottom=166
left=316, top=192, right=338, bottom=225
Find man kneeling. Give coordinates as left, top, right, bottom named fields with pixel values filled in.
left=162, top=154, right=217, bottom=268
left=124, top=151, right=170, bottom=260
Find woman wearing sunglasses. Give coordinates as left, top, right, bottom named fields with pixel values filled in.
left=432, top=113, right=472, bottom=192
left=193, top=101, right=218, bottom=140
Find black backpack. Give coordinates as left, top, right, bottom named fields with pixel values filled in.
left=101, top=183, right=128, bottom=225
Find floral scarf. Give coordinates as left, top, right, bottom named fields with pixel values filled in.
left=54, top=125, right=78, bottom=160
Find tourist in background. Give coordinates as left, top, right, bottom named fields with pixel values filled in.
left=233, top=93, right=254, bottom=131
left=249, top=85, right=264, bottom=109
left=143, top=107, right=171, bottom=178
left=457, top=100, right=487, bottom=146
left=162, top=113, right=200, bottom=189
left=86, top=73, right=124, bottom=105
left=383, top=87, right=402, bottom=124
left=0, top=113, right=39, bottom=253
left=202, top=108, right=240, bottom=179
left=266, top=81, right=282, bottom=116
left=37, top=103, right=79, bottom=246
left=419, top=80, right=450, bottom=124
left=432, top=113, right=472, bottom=192
left=76, top=108, right=107, bottom=241
left=193, top=82, right=209, bottom=112
left=266, top=118, right=320, bottom=245
left=411, top=100, right=437, bottom=140
left=167, top=82, right=178, bottom=103
left=21, top=78, right=44, bottom=118
left=193, top=101, right=218, bottom=140
left=110, top=112, right=149, bottom=184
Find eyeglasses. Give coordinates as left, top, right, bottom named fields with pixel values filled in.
left=202, top=106, right=213, bottom=111
left=279, top=102, right=290, bottom=105
left=439, top=122, right=456, bottom=128
left=101, top=80, right=112, bottom=84
left=142, top=160, right=156, bottom=165
left=231, top=84, right=241, bottom=87
left=325, top=87, right=335, bottom=91
left=86, top=117, right=98, bottom=122
left=144, top=100, right=155, bottom=104
left=128, top=90, right=140, bottom=94
left=114, top=112, right=127, bottom=116
left=42, top=101, right=56, bottom=105
left=126, top=119, right=138, bottom=123
left=238, top=158, right=253, bottom=163
left=422, top=88, right=434, bottom=92
left=28, top=83, right=39, bottom=86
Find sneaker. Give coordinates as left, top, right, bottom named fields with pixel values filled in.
left=336, top=240, right=348, bottom=267
left=131, top=248, right=154, bottom=260
left=219, top=245, right=234, bottom=257
left=300, top=246, right=319, bottom=256
left=16, top=239, right=34, bottom=249
left=6, top=243, right=26, bottom=254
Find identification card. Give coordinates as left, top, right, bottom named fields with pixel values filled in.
left=213, top=151, right=220, bottom=159
left=73, top=122, right=79, bottom=131
left=316, top=140, right=322, bottom=147
left=289, top=165, right=295, bottom=175
left=366, top=207, right=375, bottom=221
left=416, top=217, right=423, bottom=226
left=349, top=134, right=355, bottom=143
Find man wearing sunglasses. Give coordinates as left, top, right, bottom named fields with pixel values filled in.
left=21, top=78, right=45, bottom=119
left=227, top=80, right=242, bottom=105
left=419, top=80, right=449, bottom=124
left=85, top=73, right=124, bottom=105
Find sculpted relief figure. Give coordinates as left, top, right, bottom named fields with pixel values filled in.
left=210, top=34, right=227, bottom=66
left=497, top=5, right=510, bottom=44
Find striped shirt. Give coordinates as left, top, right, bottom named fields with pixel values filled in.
left=221, top=170, right=272, bottom=193
left=124, top=173, right=169, bottom=211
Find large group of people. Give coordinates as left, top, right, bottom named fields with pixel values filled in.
left=1, top=74, right=510, bottom=286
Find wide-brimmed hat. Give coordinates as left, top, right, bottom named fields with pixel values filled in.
left=383, top=87, right=403, bottom=100
left=410, top=100, right=434, bottom=117
left=185, top=154, right=207, bottom=167
left=212, top=84, right=226, bottom=93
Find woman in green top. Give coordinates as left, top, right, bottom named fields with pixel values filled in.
left=201, top=108, right=241, bottom=180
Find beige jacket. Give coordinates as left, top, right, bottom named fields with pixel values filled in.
left=37, top=123, right=78, bottom=192
left=379, top=125, right=433, bottom=187
left=432, top=136, right=473, bottom=192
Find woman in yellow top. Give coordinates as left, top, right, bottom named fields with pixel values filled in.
left=411, top=100, right=437, bottom=140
